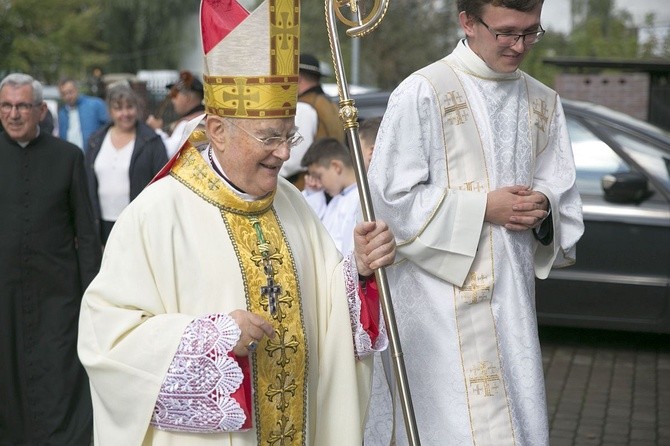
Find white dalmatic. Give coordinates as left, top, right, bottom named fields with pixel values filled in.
left=364, top=40, right=583, bottom=446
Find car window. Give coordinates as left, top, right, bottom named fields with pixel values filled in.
left=567, top=117, right=630, bottom=195
left=610, top=130, right=670, bottom=192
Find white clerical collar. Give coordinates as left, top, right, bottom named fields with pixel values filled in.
left=17, top=126, right=41, bottom=148
left=202, top=145, right=265, bottom=202
left=454, top=39, right=521, bottom=81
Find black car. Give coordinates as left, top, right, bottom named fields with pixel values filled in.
left=343, top=91, right=670, bottom=333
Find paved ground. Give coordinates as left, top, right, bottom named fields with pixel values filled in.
left=540, top=327, right=670, bottom=446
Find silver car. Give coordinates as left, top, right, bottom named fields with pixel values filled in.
left=345, top=92, right=670, bottom=333
left=536, top=100, right=670, bottom=334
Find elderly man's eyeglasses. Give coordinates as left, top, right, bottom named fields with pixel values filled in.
left=0, top=102, right=39, bottom=114
left=229, top=120, right=304, bottom=150
left=476, top=18, right=545, bottom=46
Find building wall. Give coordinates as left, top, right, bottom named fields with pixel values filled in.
left=554, top=73, right=650, bottom=121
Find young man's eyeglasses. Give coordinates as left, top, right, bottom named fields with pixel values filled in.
left=476, top=18, right=545, bottom=46
left=229, top=120, right=304, bottom=150
left=0, top=102, right=40, bottom=114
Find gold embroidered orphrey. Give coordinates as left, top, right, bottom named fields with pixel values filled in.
left=420, top=58, right=517, bottom=443
left=170, top=146, right=308, bottom=446
left=229, top=211, right=306, bottom=446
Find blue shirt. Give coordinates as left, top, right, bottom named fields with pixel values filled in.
left=58, top=94, right=109, bottom=153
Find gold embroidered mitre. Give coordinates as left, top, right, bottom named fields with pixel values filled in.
left=200, top=0, right=299, bottom=119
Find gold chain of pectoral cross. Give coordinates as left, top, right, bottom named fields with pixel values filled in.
left=250, top=217, right=282, bottom=317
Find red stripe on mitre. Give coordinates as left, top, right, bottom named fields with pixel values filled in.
left=200, top=0, right=250, bottom=54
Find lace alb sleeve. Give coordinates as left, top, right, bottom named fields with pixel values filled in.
left=344, top=253, right=388, bottom=359
left=150, top=313, right=248, bottom=433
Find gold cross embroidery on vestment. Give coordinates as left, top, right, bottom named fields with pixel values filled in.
left=468, top=361, right=502, bottom=397
left=459, top=271, right=492, bottom=305
left=533, top=98, right=549, bottom=132
left=443, top=90, right=470, bottom=125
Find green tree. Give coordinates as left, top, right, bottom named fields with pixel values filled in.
left=299, top=0, right=334, bottom=71
left=358, top=0, right=459, bottom=89
left=0, top=0, right=201, bottom=84
left=102, top=0, right=200, bottom=73
left=520, top=31, right=569, bottom=88
left=567, top=0, right=638, bottom=58
left=639, top=14, right=659, bottom=58
left=0, top=0, right=107, bottom=84
left=301, top=0, right=459, bottom=90
left=663, top=31, right=670, bottom=58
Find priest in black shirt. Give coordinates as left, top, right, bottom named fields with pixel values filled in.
left=0, top=73, right=102, bottom=445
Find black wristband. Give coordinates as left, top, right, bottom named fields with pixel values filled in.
left=533, top=212, right=554, bottom=246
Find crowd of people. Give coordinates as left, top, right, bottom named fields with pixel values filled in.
left=1, top=0, right=584, bottom=444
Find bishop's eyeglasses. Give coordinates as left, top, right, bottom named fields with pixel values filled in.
left=228, top=120, right=304, bottom=150
left=476, top=18, right=545, bottom=46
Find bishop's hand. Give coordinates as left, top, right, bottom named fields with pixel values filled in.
left=229, top=309, right=275, bottom=357
left=353, top=220, right=396, bottom=278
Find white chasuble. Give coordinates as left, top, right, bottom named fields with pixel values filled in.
left=365, top=41, right=583, bottom=446
left=78, top=145, right=376, bottom=446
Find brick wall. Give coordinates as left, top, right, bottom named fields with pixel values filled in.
left=554, top=73, right=650, bottom=121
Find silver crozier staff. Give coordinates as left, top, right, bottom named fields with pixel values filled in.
left=324, top=0, right=421, bottom=444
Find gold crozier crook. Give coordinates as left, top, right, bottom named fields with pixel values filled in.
left=334, top=0, right=384, bottom=33
left=325, top=0, right=421, bottom=444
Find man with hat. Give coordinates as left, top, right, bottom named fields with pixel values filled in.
left=146, top=70, right=206, bottom=157
left=298, top=53, right=344, bottom=142
left=77, top=1, right=394, bottom=445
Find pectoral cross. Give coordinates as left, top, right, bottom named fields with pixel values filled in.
left=250, top=217, right=284, bottom=317
left=261, top=272, right=282, bottom=317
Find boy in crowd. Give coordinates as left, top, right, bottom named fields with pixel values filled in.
left=301, top=137, right=359, bottom=254
left=358, top=116, right=381, bottom=171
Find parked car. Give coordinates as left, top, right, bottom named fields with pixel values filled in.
left=42, top=85, right=61, bottom=137
left=346, top=91, right=670, bottom=333
left=538, top=100, right=669, bottom=334
left=328, top=90, right=389, bottom=121
left=322, top=83, right=380, bottom=98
